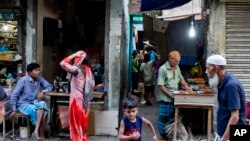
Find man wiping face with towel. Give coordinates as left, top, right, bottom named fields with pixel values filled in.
left=206, top=54, right=247, bottom=141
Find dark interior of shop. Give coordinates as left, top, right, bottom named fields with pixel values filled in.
left=61, top=0, right=105, bottom=50
left=53, top=0, right=106, bottom=83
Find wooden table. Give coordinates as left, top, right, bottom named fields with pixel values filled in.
left=173, top=94, right=216, bottom=141
left=46, top=91, right=105, bottom=135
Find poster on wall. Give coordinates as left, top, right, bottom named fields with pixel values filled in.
left=128, top=0, right=141, bottom=13
left=153, top=19, right=169, bottom=33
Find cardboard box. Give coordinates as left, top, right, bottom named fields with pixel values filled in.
left=0, top=51, right=16, bottom=61
left=87, top=111, right=95, bottom=135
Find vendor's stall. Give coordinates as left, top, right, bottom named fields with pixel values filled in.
left=173, top=89, right=216, bottom=140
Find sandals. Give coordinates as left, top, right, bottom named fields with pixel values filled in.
left=31, top=132, right=41, bottom=141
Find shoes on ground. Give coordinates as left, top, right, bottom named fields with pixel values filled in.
left=159, top=136, right=169, bottom=141
left=133, top=89, right=140, bottom=93
left=140, top=100, right=146, bottom=104
left=31, top=132, right=41, bottom=141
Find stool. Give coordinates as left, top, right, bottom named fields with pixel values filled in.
left=3, top=112, right=31, bottom=140
left=13, top=112, right=31, bottom=140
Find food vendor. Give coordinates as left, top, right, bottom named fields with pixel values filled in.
left=156, top=51, right=191, bottom=140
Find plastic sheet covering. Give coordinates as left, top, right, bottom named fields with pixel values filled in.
left=58, top=105, right=69, bottom=129
left=165, top=117, right=189, bottom=141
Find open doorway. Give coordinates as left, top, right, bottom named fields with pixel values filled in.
left=56, top=0, right=106, bottom=88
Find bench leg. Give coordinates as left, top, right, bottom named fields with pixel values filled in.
left=12, top=117, right=15, bottom=140
left=27, top=117, right=31, bottom=140
left=3, top=116, right=6, bottom=141
left=207, top=109, right=212, bottom=141
left=173, top=107, right=179, bottom=141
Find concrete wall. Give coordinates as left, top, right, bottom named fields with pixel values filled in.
left=25, top=0, right=36, bottom=65
left=36, top=0, right=59, bottom=82
left=207, top=0, right=226, bottom=57
left=105, top=0, right=122, bottom=110
left=143, top=15, right=168, bottom=63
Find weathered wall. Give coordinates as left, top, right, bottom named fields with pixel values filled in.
left=36, top=0, right=59, bottom=82
left=105, top=0, right=122, bottom=110
left=207, top=0, right=226, bottom=56
left=143, top=15, right=168, bottom=63
left=25, top=0, right=36, bottom=65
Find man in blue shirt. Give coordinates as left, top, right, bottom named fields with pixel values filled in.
left=10, top=63, right=53, bottom=141
left=206, top=55, right=247, bottom=141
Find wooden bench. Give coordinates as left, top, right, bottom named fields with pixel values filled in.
left=173, top=94, right=216, bottom=141
left=3, top=112, right=31, bottom=140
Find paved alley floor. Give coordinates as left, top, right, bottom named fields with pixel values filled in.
left=0, top=97, right=210, bottom=141
left=0, top=98, right=159, bottom=141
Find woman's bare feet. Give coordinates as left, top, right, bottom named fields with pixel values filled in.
left=39, top=136, right=46, bottom=141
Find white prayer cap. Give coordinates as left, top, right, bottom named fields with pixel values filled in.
left=206, top=55, right=227, bottom=65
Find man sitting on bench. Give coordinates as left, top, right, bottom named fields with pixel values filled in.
left=10, top=63, right=53, bottom=141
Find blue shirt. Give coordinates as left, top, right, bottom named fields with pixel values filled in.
left=123, top=115, right=142, bottom=141
left=11, top=75, right=53, bottom=111
left=0, top=86, right=7, bottom=100
left=149, top=52, right=155, bottom=61
left=217, top=72, right=247, bottom=136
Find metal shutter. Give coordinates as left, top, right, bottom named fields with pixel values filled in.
left=226, top=2, right=250, bottom=99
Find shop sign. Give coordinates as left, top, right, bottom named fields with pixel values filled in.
left=0, top=14, right=14, bottom=20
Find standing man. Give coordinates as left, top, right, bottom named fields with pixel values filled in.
left=11, top=63, right=53, bottom=141
left=206, top=55, right=247, bottom=141
left=157, top=51, right=190, bottom=140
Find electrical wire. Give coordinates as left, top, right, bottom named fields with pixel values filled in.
left=192, top=0, right=194, bottom=21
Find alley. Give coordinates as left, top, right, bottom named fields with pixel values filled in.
left=1, top=97, right=212, bottom=141
left=0, top=99, right=159, bottom=141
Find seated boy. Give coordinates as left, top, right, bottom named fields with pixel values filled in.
left=10, top=63, right=53, bottom=141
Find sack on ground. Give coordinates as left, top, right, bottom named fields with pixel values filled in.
left=165, top=117, right=189, bottom=141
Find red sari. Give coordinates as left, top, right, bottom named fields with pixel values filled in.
left=60, top=52, right=95, bottom=141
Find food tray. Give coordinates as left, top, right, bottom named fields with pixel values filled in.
left=174, top=93, right=216, bottom=105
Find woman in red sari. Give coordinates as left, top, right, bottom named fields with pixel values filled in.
left=60, top=50, right=95, bottom=141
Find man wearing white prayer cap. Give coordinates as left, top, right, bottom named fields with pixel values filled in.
left=206, top=54, right=247, bottom=141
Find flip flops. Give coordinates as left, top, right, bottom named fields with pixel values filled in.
left=31, top=132, right=41, bottom=141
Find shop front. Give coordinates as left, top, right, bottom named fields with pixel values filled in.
left=0, top=1, right=25, bottom=86
left=1, top=0, right=125, bottom=138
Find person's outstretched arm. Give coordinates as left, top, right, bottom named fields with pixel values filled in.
left=142, top=117, right=158, bottom=141
left=60, top=51, right=86, bottom=73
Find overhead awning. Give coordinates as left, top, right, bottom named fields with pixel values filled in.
left=156, top=0, right=202, bottom=21
left=141, top=0, right=191, bottom=12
